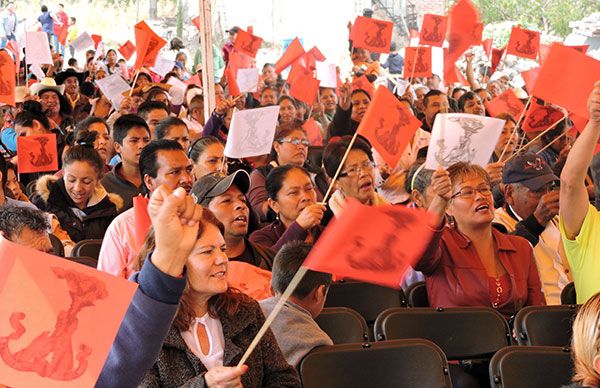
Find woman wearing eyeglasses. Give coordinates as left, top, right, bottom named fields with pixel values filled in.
left=248, top=126, right=328, bottom=222
left=418, top=162, right=545, bottom=320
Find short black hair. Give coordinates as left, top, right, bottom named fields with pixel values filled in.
left=63, top=144, right=104, bottom=174
left=14, top=101, right=51, bottom=132
left=323, top=136, right=373, bottom=178
left=271, top=241, right=332, bottom=299
left=75, top=116, right=110, bottom=137
left=112, top=114, right=150, bottom=145
left=137, top=101, right=169, bottom=121
left=67, top=58, right=78, bottom=67
left=188, top=136, right=222, bottom=163
left=41, top=5, right=48, bottom=12
left=265, top=165, right=310, bottom=201
left=154, top=117, right=187, bottom=140
left=423, top=90, right=447, bottom=108
left=139, top=139, right=184, bottom=193
left=458, top=91, right=481, bottom=112
left=0, top=206, right=50, bottom=240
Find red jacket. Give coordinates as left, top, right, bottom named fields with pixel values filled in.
left=415, top=225, right=546, bottom=318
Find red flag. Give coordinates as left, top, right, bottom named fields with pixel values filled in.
left=0, top=235, right=137, bottom=388
left=357, top=85, right=422, bottom=169
left=289, top=72, right=320, bottom=105
left=17, top=134, right=58, bottom=173
left=482, top=38, right=493, bottom=58
left=506, top=26, right=540, bottom=60
left=539, top=43, right=589, bottom=66
left=522, top=102, right=564, bottom=133
left=443, top=48, right=468, bottom=85
left=287, top=62, right=311, bottom=86
left=533, top=44, right=600, bottom=120
left=472, top=23, right=483, bottom=46
left=303, top=118, right=324, bottom=146
left=133, top=196, right=151, bottom=250
left=569, top=112, right=588, bottom=135
left=233, top=28, right=263, bottom=58
left=118, top=40, right=136, bottom=61
left=485, top=89, right=525, bottom=119
left=225, top=67, right=241, bottom=97
left=275, top=37, right=305, bottom=73
left=227, top=51, right=253, bottom=76
left=350, top=16, right=394, bottom=53
left=446, top=0, right=481, bottom=65
left=351, top=75, right=375, bottom=97
left=226, top=261, right=273, bottom=301
left=133, top=21, right=167, bottom=69
left=58, top=28, right=68, bottom=46
left=185, top=73, right=202, bottom=87
left=521, top=67, right=539, bottom=93
left=403, top=46, right=432, bottom=78
left=0, top=51, right=16, bottom=106
left=192, top=16, right=201, bottom=31
left=490, top=47, right=505, bottom=75
left=91, top=34, right=102, bottom=49
left=303, top=199, right=436, bottom=289
left=419, top=14, right=447, bottom=47
left=5, top=40, right=20, bottom=76
left=303, top=46, right=326, bottom=71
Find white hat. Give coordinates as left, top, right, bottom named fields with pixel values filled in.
left=29, top=77, right=65, bottom=96
left=15, top=86, right=30, bottom=103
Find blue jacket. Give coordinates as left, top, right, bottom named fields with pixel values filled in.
left=382, top=53, right=404, bottom=75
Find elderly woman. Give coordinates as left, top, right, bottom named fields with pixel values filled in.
left=139, top=209, right=301, bottom=387
left=249, top=165, right=325, bottom=253
left=566, top=292, right=600, bottom=388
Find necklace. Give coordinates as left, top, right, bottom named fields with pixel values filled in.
left=491, top=242, right=504, bottom=309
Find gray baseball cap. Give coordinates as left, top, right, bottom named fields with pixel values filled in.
left=191, top=170, right=250, bottom=207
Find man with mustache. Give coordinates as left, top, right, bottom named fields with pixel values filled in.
left=458, top=91, right=486, bottom=116
left=98, top=139, right=194, bottom=279
left=421, top=89, right=449, bottom=132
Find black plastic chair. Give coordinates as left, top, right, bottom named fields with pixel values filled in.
left=561, top=282, right=577, bottom=305
left=315, top=307, right=369, bottom=344
left=490, top=346, right=573, bottom=388
left=406, top=281, right=429, bottom=307
left=71, top=239, right=103, bottom=260
left=324, top=280, right=406, bottom=326
left=65, top=256, right=98, bottom=268
left=300, top=339, right=452, bottom=388
left=514, top=305, right=579, bottom=346
left=48, top=233, right=64, bottom=257
left=374, top=307, right=511, bottom=360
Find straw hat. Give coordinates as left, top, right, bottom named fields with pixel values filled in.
left=29, top=77, right=65, bottom=96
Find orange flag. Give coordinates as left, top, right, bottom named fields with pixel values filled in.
left=0, top=51, right=16, bottom=107
left=192, top=16, right=201, bottom=31
left=350, top=16, right=393, bottom=54
left=133, top=195, right=151, bottom=250
left=302, top=199, right=436, bottom=289
left=506, top=26, right=540, bottom=60
left=225, top=67, right=241, bottom=97
left=227, top=50, right=253, bottom=77
left=539, top=43, right=589, bottom=66
left=289, top=72, right=320, bottom=105
left=233, top=28, right=263, bottom=58
left=226, top=261, right=273, bottom=301
left=287, top=62, right=311, bottom=86
left=485, top=89, right=525, bottom=119
left=134, top=21, right=166, bottom=69
left=17, top=134, right=59, bottom=174
left=403, top=46, right=432, bottom=78
left=521, top=102, right=564, bottom=133
left=490, top=46, right=505, bottom=75
left=482, top=38, right=493, bottom=58
left=419, top=14, right=447, bottom=47
left=357, top=85, right=422, bottom=169
left=303, top=118, right=323, bottom=146
left=521, top=67, right=539, bottom=93
left=532, top=43, right=600, bottom=120
left=472, top=22, right=483, bottom=46
left=302, top=46, right=326, bottom=71
left=118, top=40, right=136, bottom=61
left=351, top=75, right=375, bottom=97
left=0, top=235, right=137, bottom=388
left=91, top=34, right=102, bottom=48
left=446, top=0, right=481, bottom=67
left=275, top=37, right=304, bottom=74
left=5, top=39, right=20, bottom=75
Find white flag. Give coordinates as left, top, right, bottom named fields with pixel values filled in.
left=316, top=62, right=337, bottom=88
left=237, top=68, right=259, bottom=93
left=25, top=32, right=52, bottom=65
left=224, top=106, right=280, bottom=159
left=69, top=32, right=95, bottom=53
left=151, top=56, right=175, bottom=78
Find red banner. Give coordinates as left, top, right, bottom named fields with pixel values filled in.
left=419, top=14, right=447, bottom=47
left=289, top=72, right=320, bottom=105
left=485, top=89, right=525, bottom=119
left=118, top=40, right=136, bottom=61
left=17, top=134, right=59, bottom=174
left=302, top=118, right=324, bottom=146
left=192, top=16, right=201, bottom=31
left=350, top=16, right=394, bottom=53
left=225, top=67, right=241, bottom=97
left=521, top=102, right=565, bottom=133
left=233, top=28, right=263, bottom=58
left=133, top=21, right=166, bottom=69
left=506, top=26, right=540, bottom=60
left=403, top=46, right=432, bottom=78
left=133, top=195, right=151, bottom=251
left=0, top=51, right=16, bottom=106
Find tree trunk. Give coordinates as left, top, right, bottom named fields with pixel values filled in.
left=149, top=0, right=158, bottom=19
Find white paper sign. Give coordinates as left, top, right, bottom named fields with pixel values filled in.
left=425, top=113, right=505, bottom=170
left=25, top=32, right=53, bottom=65
left=166, top=76, right=187, bottom=105
left=150, top=56, right=175, bottom=78
left=316, top=62, right=337, bottom=88
left=236, top=68, right=259, bottom=93
left=69, top=32, right=95, bottom=52
left=93, top=41, right=106, bottom=63
left=95, top=73, right=131, bottom=109
left=224, top=105, right=281, bottom=159
left=29, top=64, right=46, bottom=81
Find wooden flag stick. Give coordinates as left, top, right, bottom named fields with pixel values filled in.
left=321, top=130, right=360, bottom=204
left=237, top=266, right=308, bottom=366
left=498, top=95, right=533, bottom=161
left=129, top=69, right=140, bottom=97
left=408, top=45, right=420, bottom=83
left=536, top=130, right=569, bottom=155
left=504, top=115, right=567, bottom=163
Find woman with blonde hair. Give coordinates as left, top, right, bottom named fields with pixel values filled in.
left=567, top=292, right=600, bottom=387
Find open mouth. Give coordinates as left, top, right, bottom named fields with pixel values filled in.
left=233, top=215, right=247, bottom=224
left=211, top=270, right=227, bottom=279
left=475, top=204, right=490, bottom=212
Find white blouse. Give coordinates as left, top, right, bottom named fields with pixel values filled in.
left=180, top=314, right=225, bottom=370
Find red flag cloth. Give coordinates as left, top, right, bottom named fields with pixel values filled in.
left=0, top=51, right=16, bottom=106
left=485, top=89, right=525, bottom=119
left=192, top=16, right=201, bottom=31
left=225, top=67, right=241, bottom=97
left=118, top=40, right=136, bottom=61
left=350, top=16, right=394, bottom=53
left=226, top=261, right=273, bottom=301
left=58, top=28, right=68, bottom=46
left=408, top=29, right=420, bottom=47
left=490, top=47, right=505, bottom=75
left=185, top=73, right=202, bottom=87
left=521, top=102, right=564, bottom=133
left=446, top=0, right=481, bottom=69
left=287, top=63, right=311, bottom=86
left=419, top=14, right=448, bottom=47
left=0, top=235, right=137, bottom=388
left=302, top=199, right=436, bottom=289
left=472, top=23, right=483, bottom=46
left=521, top=67, right=539, bottom=93
left=532, top=43, right=600, bottom=120
left=506, top=26, right=540, bottom=60
left=303, top=46, right=326, bottom=71
left=482, top=38, right=493, bottom=58
left=16, top=134, right=58, bottom=173
left=227, top=51, right=254, bottom=76
left=91, top=34, right=102, bottom=49
left=275, top=37, right=305, bottom=74
left=133, top=21, right=167, bottom=70
left=233, top=28, right=263, bottom=58
left=5, top=39, right=20, bottom=76
left=357, top=85, right=422, bottom=169
left=289, top=72, right=320, bottom=105
left=443, top=48, right=468, bottom=85
left=133, top=196, right=151, bottom=250
left=303, top=118, right=324, bottom=146
left=351, top=75, right=375, bottom=97
left=403, top=46, right=432, bottom=78
left=539, top=43, right=589, bottom=66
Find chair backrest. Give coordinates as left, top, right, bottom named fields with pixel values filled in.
left=490, top=346, right=573, bottom=388
left=374, top=307, right=511, bottom=360
left=514, top=305, right=579, bottom=346
left=300, top=339, right=452, bottom=388
left=48, top=233, right=64, bottom=257
left=71, top=239, right=103, bottom=260
left=65, top=256, right=99, bottom=268
left=561, top=282, right=577, bottom=305
left=324, top=280, right=406, bottom=324
left=315, top=307, right=369, bottom=344
left=406, top=281, right=429, bottom=307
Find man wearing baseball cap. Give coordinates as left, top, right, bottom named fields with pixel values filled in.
left=222, top=26, right=239, bottom=66
left=494, top=152, right=571, bottom=305
left=192, top=170, right=274, bottom=270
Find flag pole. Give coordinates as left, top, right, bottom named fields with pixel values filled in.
left=535, top=130, right=569, bottom=155
left=504, top=115, right=567, bottom=163
left=199, top=0, right=216, bottom=123
left=408, top=45, right=420, bottom=83
left=321, top=130, right=360, bottom=204
left=129, top=69, right=140, bottom=97
left=498, top=95, right=533, bottom=161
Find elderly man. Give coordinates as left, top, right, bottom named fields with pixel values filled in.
left=421, top=90, right=449, bottom=132
left=0, top=206, right=53, bottom=253
left=55, top=68, right=88, bottom=120
left=30, top=77, right=74, bottom=134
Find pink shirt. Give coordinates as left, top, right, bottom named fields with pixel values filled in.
left=97, top=208, right=138, bottom=279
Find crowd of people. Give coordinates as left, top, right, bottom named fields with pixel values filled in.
left=2, top=2, right=600, bottom=387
